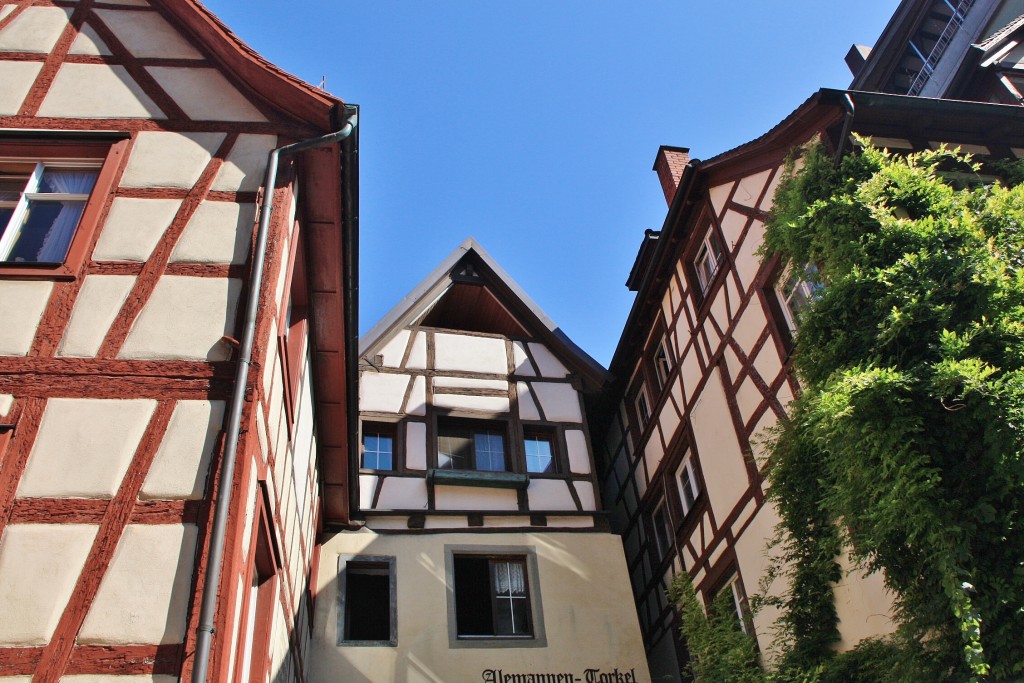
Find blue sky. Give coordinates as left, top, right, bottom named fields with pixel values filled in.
left=203, top=1, right=899, bottom=366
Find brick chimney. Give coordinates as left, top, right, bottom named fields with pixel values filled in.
left=653, top=145, right=690, bottom=206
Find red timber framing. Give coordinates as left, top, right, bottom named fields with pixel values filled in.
left=595, top=90, right=1024, bottom=664
left=0, top=1, right=356, bottom=682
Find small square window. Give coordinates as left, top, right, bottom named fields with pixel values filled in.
left=339, top=556, right=396, bottom=646
left=0, top=161, right=99, bottom=263
left=437, top=418, right=507, bottom=472
left=453, top=555, right=532, bottom=638
left=676, top=451, right=701, bottom=517
left=523, top=430, right=556, bottom=474
left=694, top=229, right=725, bottom=294
left=362, top=424, right=395, bottom=470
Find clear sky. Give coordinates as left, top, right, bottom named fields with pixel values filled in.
left=203, top=1, right=899, bottom=366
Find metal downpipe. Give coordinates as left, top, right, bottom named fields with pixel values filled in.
left=190, top=112, right=358, bottom=683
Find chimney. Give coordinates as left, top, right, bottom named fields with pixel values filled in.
left=653, top=145, right=690, bottom=206
left=846, top=44, right=871, bottom=79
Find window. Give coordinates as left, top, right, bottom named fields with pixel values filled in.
left=635, top=386, right=651, bottom=427
left=437, top=419, right=507, bottom=471
left=776, top=263, right=822, bottom=331
left=338, top=556, right=396, bottom=646
left=0, top=160, right=99, bottom=264
left=361, top=424, right=395, bottom=470
left=453, top=555, right=532, bottom=638
left=694, top=228, right=725, bottom=293
left=720, top=573, right=749, bottom=634
left=676, top=450, right=701, bottom=517
left=653, top=337, right=672, bottom=389
left=650, top=501, right=673, bottom=561
left=523, top=429, right=556, bottom=474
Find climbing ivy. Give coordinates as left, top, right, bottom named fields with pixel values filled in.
left=759, top=139, right=1024, bottom=681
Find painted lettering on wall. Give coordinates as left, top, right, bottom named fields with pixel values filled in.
left=481, top=668, right=639, bottom=683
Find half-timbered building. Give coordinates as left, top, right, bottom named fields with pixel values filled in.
left=595, top=90, right=1024, bottom=681
left=310, top=239, right=651, bottom=683
left=0, top=3, right=358, bottom=683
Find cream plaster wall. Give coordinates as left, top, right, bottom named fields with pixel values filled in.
left=62, top=676, right=178, bottom=683
left=78, top=524, right=198, bottom=644
left=94, top=9, right=202, bottom=59
left=530, top=382, right=582, bottom=423
left=0, top=6, right=70, bottom=53
left=690, top=369, right=750, bottom=524
left=17, top=398, right=156, bottom=498
left=118, top=276, right=242, bottom=361
left=0, top=61, right=42, bottom=115
left=141, top=400, right=225, bottom=499
left=38, top=64, right=164, bottom=119
left=432, top=392, right=510, bottom=413
left=310, top=530, right=651, bottom=683
left=360, top=372, right=410, bottom=414
left=147, top=67, right=267, bottom=122
left=58, top=275, right=136, bottom=358
left=833, top=553, right=898, bottom=651
left=375, top=477, right=428, bottom=511
left=434, top=485, right=519, bottom=511
left=120, top=132, right=225, bottom=189
left=169, top=201, right=255, bottom=264
left=211, top=134, right=276, bottom=193
left=93, top=198, right=181, bottom=262
left=68, top=22, right=112, bottom=56
left=526, top=479, right=577, bottom=511
left=709, top=181, right=734, bottom=218
left=0, top=524, right=97, bottom=645
left=0, top=280, right=52, bottom=355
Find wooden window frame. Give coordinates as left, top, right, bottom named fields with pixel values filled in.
left=648, top=498, right=674, bottom=564
left=693, top=227, right=725, bottom=295
left=522, top=425, right=559, bottom=475
left=676, top=449, right=702, bottom=518
left=435, top=415, right=510, bottom=473
left=360, top=421, right=398, bottom=472
left=653, top=336, right=673, bottom=390
left=0, top=138, right=129, bottom=280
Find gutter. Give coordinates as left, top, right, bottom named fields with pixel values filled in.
left=191, top=109, right=358, bottom=683
left=833, top=93, right=856, bottom=165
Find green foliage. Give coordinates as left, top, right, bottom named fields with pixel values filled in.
left=667, top=573, right=765, bottom=683
left=761, top=139, right=1024, bottom=681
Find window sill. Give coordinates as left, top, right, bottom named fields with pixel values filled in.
left=427, top=469, right=529, bottom=490
left=0, top=262, right=76, bottom=280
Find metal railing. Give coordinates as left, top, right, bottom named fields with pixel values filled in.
left=907, top=0, right=975, bottom=95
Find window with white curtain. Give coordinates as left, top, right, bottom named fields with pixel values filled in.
left=452, top=555, right=533, bottom=638
left=0, top=160, right=100, bottom=263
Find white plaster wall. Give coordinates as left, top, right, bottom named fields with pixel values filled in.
left=118, top=276, right=242, bottom=361
left=0, top=280, right=52, bottom=355
left=565, top=429, right=590, bottom=474
left=0, top=6, right=70, bottom=52
left=433, top=376, right=507, bottom=391
left=120, top=132, right=225, bottom=189
left=57, top=275, right=136, bottom=358
left=375, top=477, right=428, bottom=510
left=407, top=375, right=427, bottom=416
left=378, top=329, right=410, bottom=368
left=433, top=332, right=507, bottom=374
left=78, top=524, right=198, bottom=644
left=170, top=201, right=255, bottom=265
left=434, top=485, right=518, bottom=511
left=516, top=382, right=541, bottom=420
left=0, top=61, right=42, bottom=115
left=358, top=474, right=377, bottom=510
left=141, top=400, right=225, bottom=500
left=528, top=342, right=569, bottom=378
left=17, top=398, right=156, bottom=498
left=531, top=382, right=582, bottom=423
left=527, top=479, right=577, bottom=511
left=147, top=67, right=267, bottom=122
left=210, top=134, right=276, bottom=193
left=690, top=369, right=750, bottom=524
left=752, top=340, right=783, bottom=389
left=406, top=330, right=427, bottom=369
left=732, top=297, right=766, bottom=360
left=0, top=524, right=97, bottom=645
left=93, top=198, right=181, bottom=262
left=37, top=64, right=164, bottom=119
left=759, top=167, right=784, bottom=211
left=512, top=341, right=535, bottom=375
left=94, top=9, right=202, bottom=59
left=406, top=421, right=426, bottom=470
left=360, top=372, right=409, bottom=414
left=292, top=354, right=316, bottom=523
left=733, top=168, right=771, bottom=209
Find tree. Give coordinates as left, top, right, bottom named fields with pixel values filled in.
left=762, top=140, right=1024, bottom=681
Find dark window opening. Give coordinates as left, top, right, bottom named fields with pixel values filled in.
left=344, top=561, right=393, bottom=643
left=437, top=418, right=507, bottom=472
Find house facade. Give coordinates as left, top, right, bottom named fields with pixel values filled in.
left=595, top=90, right=1024, bottom=681
left=0, top=3, right=357, bottom=683
left=310, top=240, right=651, bottom=683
